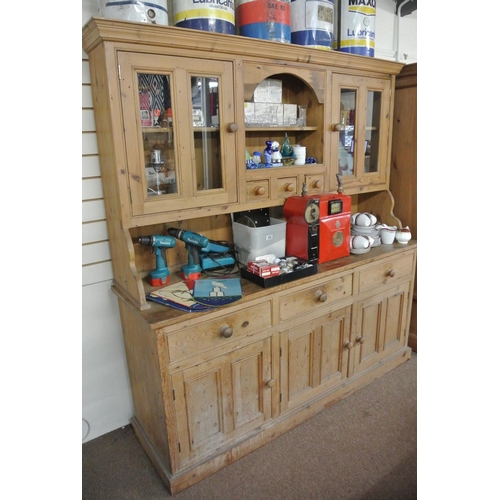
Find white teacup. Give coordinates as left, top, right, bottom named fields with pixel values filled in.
left=380, top=226, right=397, bottom=244
left=353, top=213, right=372, bottom=227
left=350, top=235, right=370, bottom=249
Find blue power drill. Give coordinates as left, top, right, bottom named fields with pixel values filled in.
left=138, top=235, right=176, bottom=286
left=167, top=228, right=235, bottom=280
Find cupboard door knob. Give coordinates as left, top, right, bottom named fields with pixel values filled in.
left=355, top=335, right=365, bottom=344
left=226, top=122, right=238, bottom=133
left=312, top=180, right=323, bottom=189
left=344, top=341, right=353, bottom=350
left=220, top=324, right=233, bottom=338
left=332, top=123, right=345, bottom=132
left=285, top=183, right=295, bottom=192
left=265, top=378, right=276, bottom=388
left=315, top=291, right=327, bottom=302
left=254, top=186, right=266, bottom=196
left=386, top=269, right=396, bottom=278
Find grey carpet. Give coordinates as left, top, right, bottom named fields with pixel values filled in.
left=83, top=352, right=417, bottom=499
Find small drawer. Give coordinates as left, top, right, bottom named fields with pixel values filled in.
left=279, top=274, right=353, bottom=322
left=305, top=174, right=324, bottom=193
left=246, top=180, right=270, bottom=201
left=277, top=176, right=298, bottom=198
left=358, top=253, right=414, bottom=294
left=166, top=302, right=272, bottom=361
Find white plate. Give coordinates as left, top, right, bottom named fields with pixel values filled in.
left=350, top=247, right=371, bottom=255
left=351, top=228, right=379, bottom=236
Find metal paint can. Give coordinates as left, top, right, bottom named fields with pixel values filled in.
left=173, top=0, right=236, bottom=34
left=290, top=0, right=334, bottom=50
left=98, top=0, right=169, bottom=25
left=336, top=0, right=375, bottom=57
left=236, top=0, right=291, bottom=44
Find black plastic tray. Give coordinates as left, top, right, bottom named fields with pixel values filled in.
left=240, top=260, right=317, bottom=288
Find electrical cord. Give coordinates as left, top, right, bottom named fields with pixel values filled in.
left=82, top=418, right=90, bottom=442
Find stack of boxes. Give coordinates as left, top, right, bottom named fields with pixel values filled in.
left=244, top=79, right=298, bottom=127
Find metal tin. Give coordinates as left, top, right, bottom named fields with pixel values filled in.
left=98, top=0, right=168, bottom=25
left=236, top=0, right=291, bottom=44
left=173, top=0, right=236, bottom=34
left=337, top=0, right=375, bottom=57
left=290, top=0, right=334, bottom=50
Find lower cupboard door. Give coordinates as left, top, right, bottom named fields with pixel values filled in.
left=171, top=338, right=272, bottom=467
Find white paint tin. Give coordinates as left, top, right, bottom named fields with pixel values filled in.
left=337, top=0, right=375, bottom=57
left=98, top=1, right=169, bottom=25
left=290, top=0, right=334, bottom=50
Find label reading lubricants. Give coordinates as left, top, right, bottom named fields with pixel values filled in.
left=339, top=0, right=376, bottom=57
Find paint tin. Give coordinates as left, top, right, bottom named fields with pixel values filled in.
left=98, top=0, right=169, bottom=25
left=236, top=0, right=291, bottom=44
left=173, top=0, right=236, bottom=34
left=290, top=0, right=334, bottom=50
left=336, top=0, right=375, bottom=57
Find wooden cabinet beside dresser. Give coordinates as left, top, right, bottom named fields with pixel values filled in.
left=390, top=63, right=417, bottom=351
left=83, top=18, right=416, bottom=494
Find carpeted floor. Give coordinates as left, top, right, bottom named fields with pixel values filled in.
left=83, top=352, right=417, bottom=499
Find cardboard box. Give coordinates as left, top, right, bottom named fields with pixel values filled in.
left=244, top=102, right=255, bottom=126
left=254, top=103, right=283, bottom=126
left=247, top=261, right=281, bottom=278
left=283, top=104, right=298, bottom=126
left=253, top=79, right=282, bottom=103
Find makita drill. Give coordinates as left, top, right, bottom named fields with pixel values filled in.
left=167, top=228, right=234, bottom=280
left=138, top=235, right=176, bottom=286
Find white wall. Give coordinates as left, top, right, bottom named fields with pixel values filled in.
left=81, top=0, right=417, bottom=443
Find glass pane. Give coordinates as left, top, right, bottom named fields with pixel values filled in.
left=365, top=90, right=381, bottom=173
left=338, top=88, right=356, bottom=176
left=138, top=73, right=177, bottom=197
left=191, top=76, right=222, bottom=192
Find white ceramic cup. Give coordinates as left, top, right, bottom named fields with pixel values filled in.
left=353, top=213, right=371, bottom=226
left=293, top=145, right=306, bottom=165
left=350, top=235, right=370, bottom=249
left=380, top=227, right=396, bottom=244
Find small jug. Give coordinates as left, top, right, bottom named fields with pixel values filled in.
left=396, top=226, right=412, bottom=244
left=380, top=226, right=397, bottom=244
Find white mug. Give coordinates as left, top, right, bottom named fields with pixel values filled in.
left=380, top=227, right=396, bottom=244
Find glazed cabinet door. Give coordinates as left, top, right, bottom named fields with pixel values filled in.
left=351, top=282, right=410, bottom=375
left=118, top=52, right=238, bottom=218
left=280, top=306, right=351, bottom=413
left=171, top=338, right=272, bottom=469
left=331, top=74, right=391, bottom=193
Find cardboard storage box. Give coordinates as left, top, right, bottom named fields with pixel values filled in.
left=232, top=218, right=287, bottom=265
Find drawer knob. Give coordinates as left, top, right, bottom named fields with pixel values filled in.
left=254, top=186, right=266, bottom=196
left=226, top=122, right=238, bottom=133
left=344, top=341, right=353, bottom=350
left=355, top=335, right=365, bottom=344
left=220, top=324, right=233, bottom=338
left=312, top=180, right=323, bottom=189
left=386, top=269, right=396, bottom=278
left=265, top=378, right=276, bottom=388
left=332, top=123, right=345, bottom=132
left=285, top=183, right=295, bottom=192
left=315, top=291, right=328, bottom=302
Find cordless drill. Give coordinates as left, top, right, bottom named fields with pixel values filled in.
left=138, top=235, right=176, bottom=286
left=167, top=228, right=208, bottom=280
left=167, top=228, right=235, bottom=280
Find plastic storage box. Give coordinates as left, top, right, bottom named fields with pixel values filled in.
left=232, top=217, right=286, bottom=265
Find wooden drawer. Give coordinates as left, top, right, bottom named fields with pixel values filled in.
left=246, top=180, right=270, bottom=201
left=276, top=176, right=298, bottom=198
left=305, top=174, right=325, bottom=193
left=358, top=253, right=414, bottom=294
left=278, top=274, right=353, bottom=322
left=166, top=302, right=272, bottom=361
